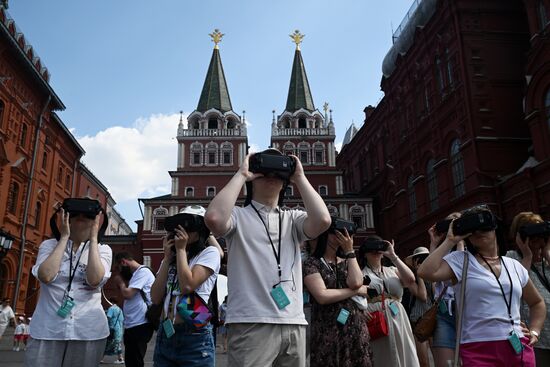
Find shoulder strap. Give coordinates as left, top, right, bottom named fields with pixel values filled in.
left=454, top=252, right=469, bottom=367
left=139, top=289, right=149, bottom=306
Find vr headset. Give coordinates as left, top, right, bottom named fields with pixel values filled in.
left=453, top=210, right=497, bottom=236
left=435, top=219, right=452, bottom=234
left=163, top=213, right=206, bottom=234
left=249, top=152, right=296, bottom=181
left=50, top=198, right=108, bottom=241
left=329, top=218, right=357, bottom=235
left=361, top=238, right=388, bottom=252
left=519, top=221, right=550, bottom=241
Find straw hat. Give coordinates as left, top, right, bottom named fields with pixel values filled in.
left=405, top=246, right=430, bottom=267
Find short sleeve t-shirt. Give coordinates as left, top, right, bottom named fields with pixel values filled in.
left=123, top=266, right=155, bottom=329
left=444, top=251, right=529, bottom=343
left=223, top=201, right=311, bottom=325
left=0, top=306, right=14, bottom=327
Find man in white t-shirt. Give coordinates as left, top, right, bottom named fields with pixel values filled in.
left=114, top=252, right=155, bottom=367
left=206, top=149, right=331, bottom=367
left=0, top=298, right=15, bottom=339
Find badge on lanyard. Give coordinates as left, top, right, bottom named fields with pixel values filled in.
left=270, top=284, right=291, bottom=310
left=508, top=331, right=523, bottom=354
left=162, top=319, right=175, bottom=338
left=57, top=296, right=75, bottom=318
left=389, top=302, right=399, bottom=316
left=438, top=300, right=448, bottom=314
left=337, top=308, right=350, bottom=325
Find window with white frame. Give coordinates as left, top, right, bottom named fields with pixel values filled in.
left=205, top=142, right=218, bottom=165
left=349, top=205, right=365, bottom=229
left=190, top=143, right=203, bottom=166
left=185, top=187, right=194, bottom=197
left=313, top=143, right=325, bottom=164
left=285, top=185, right=294, bottom=197
left=207, top=187, right=216, bottom=197
left=220, top=142, right=233, bottom=165
left=327, top=205, right=338, bottom=217
left=143, top=256, right=152, bottom=268
left=319, top=185, right=328, bottom=196
left=283, top=142, right=295, bottom=156
left=153, top=207, right=168, bottom=231
left=298, top=143, right=310, bottom=164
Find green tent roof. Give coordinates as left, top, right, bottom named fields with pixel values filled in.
left=196, top=48, right=233, bottom=113
left=285, top=49, right=315, bottom=112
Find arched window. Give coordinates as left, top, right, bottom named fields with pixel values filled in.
left=445, top=48, right=453, bottom=87
left=34, top=201, right=42, bottom=228
left=190, top=143, right=203, bottom=166
left=7, top=181, right=19, bottom=215
left=319, top=185, right=328, bottom=196
left=57, top=166, right=63, bottom=182
left=327, top=205, right=338, bottom=217
left=298, top=142, right=310, bottom=164
left=436, top=56, right=445, bottom=93
left=208, top=118, right=218, bottom=129
left=298, top=117, right=307, bottom=128
left=285, top=185, right=294, bottom=197
left=153, top=207, right=168, bottom=231
left=220, top=142, right=233, bottom=165
left=538, top=1, right=548, bottom=31
left=41, top=151, right=48, bottom=170
left=427, top=159, right=438, bottom=211
left=227, top=119, right=237, bottom=129
left=20, top=124, right=28, bottom=147
left=185, top=187, right=194, bottom=197
left=450, top=139, right=466, bottom=198
left=65, top=174, right=71, bottom=190
left=349, top=205, right=366, bottom=229
left=207, top=187, right=216, bottom=197
left=313, top=142, right=325, bottom=164
left=283, top=142, right=295, bottom=156
left=205, top=142, right=218, bottom=165
left=408, top=176, right=417, bottom=222
left=86, top=186, right=91, bottom=197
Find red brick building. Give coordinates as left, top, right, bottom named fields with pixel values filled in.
left=139, top=31, right=374, bottom=271
left=0, top=5, right=126, bottom=314
left=337, top=0, right=550, bottom=256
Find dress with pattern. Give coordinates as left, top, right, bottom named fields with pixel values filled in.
left=304, top=256, right=372, bottom=367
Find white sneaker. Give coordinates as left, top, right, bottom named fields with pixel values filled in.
left=15, top=347, right=19, bottom=352
left=113, top=359, right=125, bottom=365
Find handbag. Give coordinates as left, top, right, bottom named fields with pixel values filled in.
left=413, top=284, right=449, bottom=342
left=176, top=292, right=213, bottom=328
left=367, top=290, right=389, bottom=340
left=139, top=290, right=162, bottom=330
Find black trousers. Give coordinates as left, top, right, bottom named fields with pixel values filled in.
left=123, top=323, right=154, bottom=367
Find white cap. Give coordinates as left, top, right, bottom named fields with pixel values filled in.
left=178, top=205, right=206, bottom=217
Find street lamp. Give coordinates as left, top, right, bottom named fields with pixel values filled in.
left=0, top=230, right=14, bottom=260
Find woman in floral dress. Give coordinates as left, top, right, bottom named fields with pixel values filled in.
left=303, top=218, right=372, bottom=367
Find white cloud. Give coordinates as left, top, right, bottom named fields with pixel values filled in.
left=248, top=143, right=261, bottom=154
left=335, top=141, right=343, bottom=153
left=76, top=113, right=181, bottom=203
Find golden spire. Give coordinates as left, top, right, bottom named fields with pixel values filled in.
left=209, top=29, right=224, bottom=49
left=290, top=30, right=305, bottom=50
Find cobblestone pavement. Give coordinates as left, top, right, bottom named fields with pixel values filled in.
left=0, top=327, right=229, bottom=367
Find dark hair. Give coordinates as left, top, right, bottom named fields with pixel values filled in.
left=186, top=224, right=211, bottom=261
left=108, top=296, right=119, bottom=304
left=114, top=252, right=133, bottom=264
left=244, top=149, right=289, bottom=207
left=311, top=230, right=330, bottom=259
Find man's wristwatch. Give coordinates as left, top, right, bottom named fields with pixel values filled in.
left=344, top=251, right=356, bottom=259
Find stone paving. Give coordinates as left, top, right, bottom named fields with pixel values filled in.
left=0, top=327, right=229, bottom=367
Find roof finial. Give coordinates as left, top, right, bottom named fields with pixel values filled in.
left=290, top=30, right=305, bottom=50
left=242, top=110, right=246, bottom=123
left=329, top=109, right=333, bottom=124
left=272, top=110, right=276, bottom=123
left=209, top=29, right=224, bottom=49
left=179, top=110, right=183, bottom=124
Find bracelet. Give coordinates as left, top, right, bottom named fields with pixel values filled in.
left=531, top=330, right=540, bottom=339
left=344, top=251, right=356, bottom=259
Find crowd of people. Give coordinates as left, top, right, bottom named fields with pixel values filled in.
left=7, top=147, right=549, bottom=367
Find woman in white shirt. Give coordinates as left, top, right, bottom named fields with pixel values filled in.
left=150, top=205, right=221, bottom=367
left=25, top=204, right=112, bottom=367
left=418, top=205, right=545, bottom=367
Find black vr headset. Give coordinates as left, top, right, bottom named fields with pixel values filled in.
left=49, top=198, right=108, bottom=241
left=519, top=221, right=550, bottom=241
left=435, top=209, right=497, bottom=236
left=163, top=213, right=206, bottom=234
left=329, top=217, right=357, bottom=236
left=360, top=238, right=388, bottom=252
left=249, top=150, right=296, bottom=181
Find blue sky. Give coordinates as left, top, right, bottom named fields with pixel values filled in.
left=9, top=0, right=413, bottom=229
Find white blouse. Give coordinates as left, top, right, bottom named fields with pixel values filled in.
left=30, top=238, right=112, bottom=340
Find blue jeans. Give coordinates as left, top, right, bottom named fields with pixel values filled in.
left=153, top=322, right=215, bottom=367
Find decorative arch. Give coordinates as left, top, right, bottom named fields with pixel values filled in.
left=205, top=142, right=219, bottom=165
left=283, top=141, right=295, bottom=156
left=298, top=142, right=310, bottom=164
left=152, top=206, right=168, bottom=231
left=349, top=205, right=366, bottom=229
left=327, top=204, right=339, bottom=217
left=313, top=142, right=325, bottom=164
left=220, top=142, right=233, bottom=165
left=190, top=142, right=203, bottom=166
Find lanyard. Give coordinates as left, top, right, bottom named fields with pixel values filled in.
left=479, top=255, right=514, bottom=327
left=165, top=265, right=180, bottom=322
left=320, top=257, right=340, bottom=288
left=366, top=264, right=389, bottom=294
left=66, top=241, right=88, bottom=295
left=250, top=203, right=283, bottom=281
